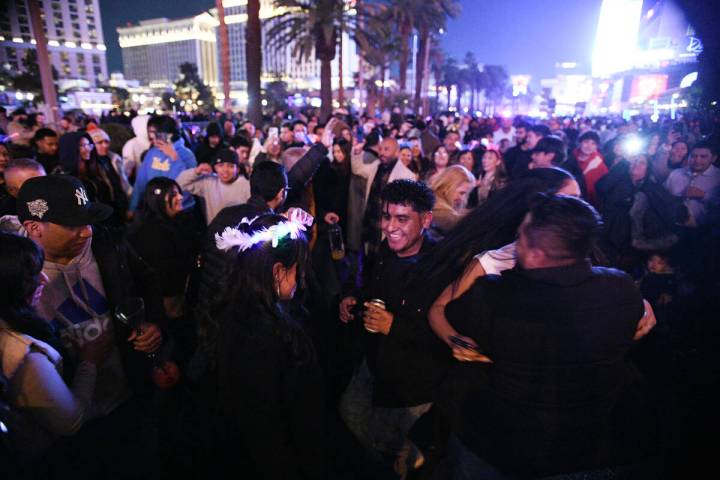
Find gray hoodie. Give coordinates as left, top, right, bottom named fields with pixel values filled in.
left=36, top=240, right=130, bottom=419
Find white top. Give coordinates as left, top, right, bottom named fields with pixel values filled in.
left=473, top=241, right=517, bottom=275
left=177, top=168, right=251, bottom=224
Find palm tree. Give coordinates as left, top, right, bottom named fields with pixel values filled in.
left=267, top=0, right=374, bottom=121
left=384, top=0, right=415, bottom=93
left=215, top=0, right=232, bottom=113
left=483, top=64, right=510, bottom=115
left=440, top=57, right=459, bottom=111
left=362, top=21, right=401, bottom=109
left=428, top=43, right=444, bottom=113
left=246, top=0, right=262, bottom=125
left=411, top=0, right=460, bottom=113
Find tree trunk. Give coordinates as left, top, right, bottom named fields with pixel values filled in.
left=456, top=86, right=462, bottom=112
left=421, top=33, right=431, bottom=116
left=246, top=0, right=262, bottom=126
left=338, top=25, right=344, bottom=106
left=413, top=27, right=427, bottom=114
left=316, top=28, right=337, bottom=122
left=27, top=0, right=59, bottom=124
left=447, top=86, right=452, bottom=111
left=320, top=58, right=333, bottom=121
left=356, top=0, right=364, bottom=114
left=398, top=21, right=412, bottom=92
left=216, top=0, right=232, bottom=113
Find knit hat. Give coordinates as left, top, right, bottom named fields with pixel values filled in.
left=211, top=149, right=239, bottom=166
left=86, top=125, right=110, bottom=144
left=578, top=130, right=600, bottom=145
left=206, top=122, right=223, bottom=138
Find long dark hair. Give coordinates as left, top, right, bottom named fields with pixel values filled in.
left=217, top=214, right=311, bottom=363
left=0, top=233, right=54, bottom=343
left=331, top=138, right=352, bottom=176
left=138, top=176, right=181, bottom=222
left=410, top=167, right=576, bottom=300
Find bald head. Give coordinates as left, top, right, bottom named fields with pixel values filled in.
left=5, top=158, right=46, bottom=198
left=379, top=138, right=399, bottom=164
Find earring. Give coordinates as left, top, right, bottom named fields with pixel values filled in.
left=275, top=282, right=280, bottom=297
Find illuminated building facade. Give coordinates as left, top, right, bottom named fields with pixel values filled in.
left=0, top=0, right=108, bottom=86
left=212, top=0, right=358, bottom=103
left=587, top=0, right=700, bottom=115
left=117, top=14, right=218, bottom=88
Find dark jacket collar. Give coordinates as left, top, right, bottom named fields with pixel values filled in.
left=247, top=195, right=273, bottom=213
left=507, top=259, right=593, bottom=287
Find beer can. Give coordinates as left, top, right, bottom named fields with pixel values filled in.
left=364, top=298, right=386, bottom=333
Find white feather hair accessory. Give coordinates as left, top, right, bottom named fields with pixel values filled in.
left=215, top=215, right=309, bottom=252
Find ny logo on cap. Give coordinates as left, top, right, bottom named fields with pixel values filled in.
left=75, top=188, right=89, bottom=206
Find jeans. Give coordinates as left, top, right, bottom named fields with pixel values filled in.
left=340, top=360, right=432, bottom=457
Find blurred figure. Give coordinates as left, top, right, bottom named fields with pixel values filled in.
left=567, top=130, right=608, bottom=206
left=430, top=165, right=476, bottom=238
left=194, top=122, right=226, bottom=166
left=121, top=114, right=151, bottom=181
left=0, top=158, right=46, bottom=217
left=476, top=149, right=508, bottom=204
left=425, top=145, right=450, bottom=185
left=88, top=126, right=132, bottom=197
left=492, top=117, right=515, bottom=147
left=31, top=128, right=61, bottom=174
left=129, top=116, right=197, bottom=214
left=664, top=140, right=720, bottom=227
left=177, top=149, right=250, bottom=224
left=0, top=233, right=107, bottom=470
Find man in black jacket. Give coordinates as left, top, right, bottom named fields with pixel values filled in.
left=446, top=194, right=655, bottom=479
left=339, top=180, right=449, bottom=476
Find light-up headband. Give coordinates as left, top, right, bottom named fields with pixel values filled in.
left=215, top=215, right=308, bottom=252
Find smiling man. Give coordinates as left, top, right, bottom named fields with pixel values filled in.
left=339, top=180, right=447, bottom=477
left=177, top=148, right=250, bottom=224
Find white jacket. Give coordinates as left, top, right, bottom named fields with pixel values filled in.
left=121, top=115, right=151, bottom=174
left=351, top=151, right=417, bottom=204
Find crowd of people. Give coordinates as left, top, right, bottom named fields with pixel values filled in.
left=0, top=103, right=719, bottom=479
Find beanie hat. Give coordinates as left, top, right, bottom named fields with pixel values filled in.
left=87, top=126, right=110, bottom=144
left=206, top=122, right=223, bottom=138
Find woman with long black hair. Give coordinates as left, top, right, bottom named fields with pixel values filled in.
left=0, top=232, right=109, bottom=469
left=126, top=177, right=200, bottom=358
left=213, top=213, right=325, bottom=479
left=58, top=131, right=127, bottom=226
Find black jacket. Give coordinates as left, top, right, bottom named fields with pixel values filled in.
left=125, top=211, right=201, bottom=298
left=216, top=304, right=325, bottom=479
left=91, top=226, right=165, bottom=393
left=353, top=236, right=452, bottom=407
left=446, top=261, right=654, bottom=477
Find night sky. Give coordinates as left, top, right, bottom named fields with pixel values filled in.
left=100, top=0, right=603, bottom=85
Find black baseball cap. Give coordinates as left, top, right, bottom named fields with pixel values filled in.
left=211, top=149, right=239, bottom=166
left=17, top=175, right=113, bottom=226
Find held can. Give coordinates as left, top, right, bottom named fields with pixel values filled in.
left=364, top=298, right=386, bottom=333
